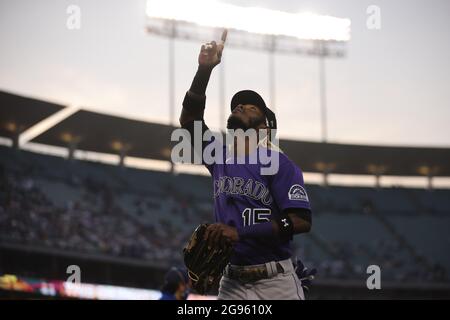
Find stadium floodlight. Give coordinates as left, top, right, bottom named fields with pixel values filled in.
left=146, top=0, right=351, bottom=41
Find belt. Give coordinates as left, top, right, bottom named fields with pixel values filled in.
left=225, top=262, right=284, bottom=283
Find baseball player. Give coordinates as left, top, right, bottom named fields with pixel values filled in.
left=159, top=267, right=191, bottom=300
left=179, top=30, right=313, bottom=300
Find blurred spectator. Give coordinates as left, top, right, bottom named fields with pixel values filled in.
left=159, top=267, right=191, bottom=300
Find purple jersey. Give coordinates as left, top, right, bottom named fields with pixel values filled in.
left=206, top=145, right=312, bottom=265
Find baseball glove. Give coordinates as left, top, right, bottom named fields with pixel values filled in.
left=183, top=224, right=233, bottom=295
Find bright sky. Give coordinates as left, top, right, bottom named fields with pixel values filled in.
left=1, top=0, right=450, bottom=148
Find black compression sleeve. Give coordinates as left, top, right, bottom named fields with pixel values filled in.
left=189, top=66, right=213, bottom=96
left=182, top=120, right=210, bottom=148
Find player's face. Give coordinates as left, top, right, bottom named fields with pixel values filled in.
left=227, top=104, right=266, bottom=130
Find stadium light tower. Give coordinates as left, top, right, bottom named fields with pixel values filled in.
left=145, top=0, right=351, bottom=140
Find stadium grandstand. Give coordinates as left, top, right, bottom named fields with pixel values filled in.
left=1, top=90, right=450, bottom=299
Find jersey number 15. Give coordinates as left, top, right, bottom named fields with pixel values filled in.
left=242, top=208, right=271, bottom=227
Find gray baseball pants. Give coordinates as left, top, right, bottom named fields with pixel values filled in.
left=218, top=258, right=305, bottom=300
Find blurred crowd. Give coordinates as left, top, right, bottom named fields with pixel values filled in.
left=0, top=166, right=199, bottom=264
left=294, top=238, right=448, bottom=283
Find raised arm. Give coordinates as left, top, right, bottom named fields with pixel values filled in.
left=179, top=30, right=227, bottom=127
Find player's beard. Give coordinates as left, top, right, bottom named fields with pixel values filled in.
left=227, top=114, right=266, bottom=130
left=227, top=114, right=249, bottom=130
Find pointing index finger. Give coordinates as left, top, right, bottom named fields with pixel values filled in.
left=220, top=29, right=228, bottom=45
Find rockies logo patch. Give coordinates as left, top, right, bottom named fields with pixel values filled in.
left=288, top=184, right=309, bottom=201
